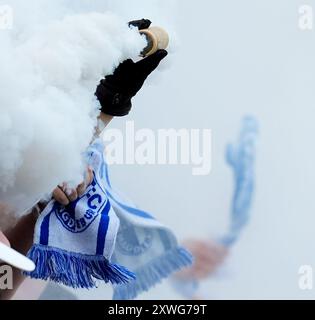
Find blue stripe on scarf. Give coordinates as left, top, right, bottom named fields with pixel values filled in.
left=40, top=204, right=57, bottom=246
left=96, top=200, right=111, bottom=255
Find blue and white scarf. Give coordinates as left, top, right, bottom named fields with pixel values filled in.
left=24, top=138, right=192, bottom=300
left=171, top=116, right=259, bottom=298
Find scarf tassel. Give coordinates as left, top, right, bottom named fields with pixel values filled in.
left=24, top=244, right=136, bottom=289
left=113, top=247, right=193, bottom=300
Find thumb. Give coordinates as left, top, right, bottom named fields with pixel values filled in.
left=136, top=49, right=168, bottom=76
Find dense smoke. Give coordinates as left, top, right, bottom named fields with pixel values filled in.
left=0, top=1, right=147, bottom=215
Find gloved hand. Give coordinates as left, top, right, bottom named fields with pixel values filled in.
left=95, top=19, right=168, bottom=117
left=128, top=18, right=152, bottom=30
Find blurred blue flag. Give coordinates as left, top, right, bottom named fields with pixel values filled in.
left=171, top=116, right=259, bottom=298
left=221, top=116, right=259, bottom=246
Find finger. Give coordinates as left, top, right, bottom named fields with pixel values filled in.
left=52, top=187, right=69, bottom=206
left=129, top=19, right=152, bottom=30
left=86, top=167, right=94, bottom=185
left=136, top=49, right=168, bottom=75
left=0, top=231, right=10, bottom=247
left=59, top=182, right=67, bottom=192
left=76, top=181, right=86, bottom=198
left=66, top=188, right=78, bottom=202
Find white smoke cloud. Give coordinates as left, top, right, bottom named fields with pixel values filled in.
left=0, top=1, right=147, bottom=216
left=101, top=0, right=180, bottom=80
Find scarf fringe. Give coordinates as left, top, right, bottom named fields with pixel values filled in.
left=113, top=247, right=193, bottom=300
left=24, top=244, right=136, bottom=289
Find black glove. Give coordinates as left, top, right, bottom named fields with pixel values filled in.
left=128, top=18, right=152, bottom=30
left=95, top=19, right=168, bottom=117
